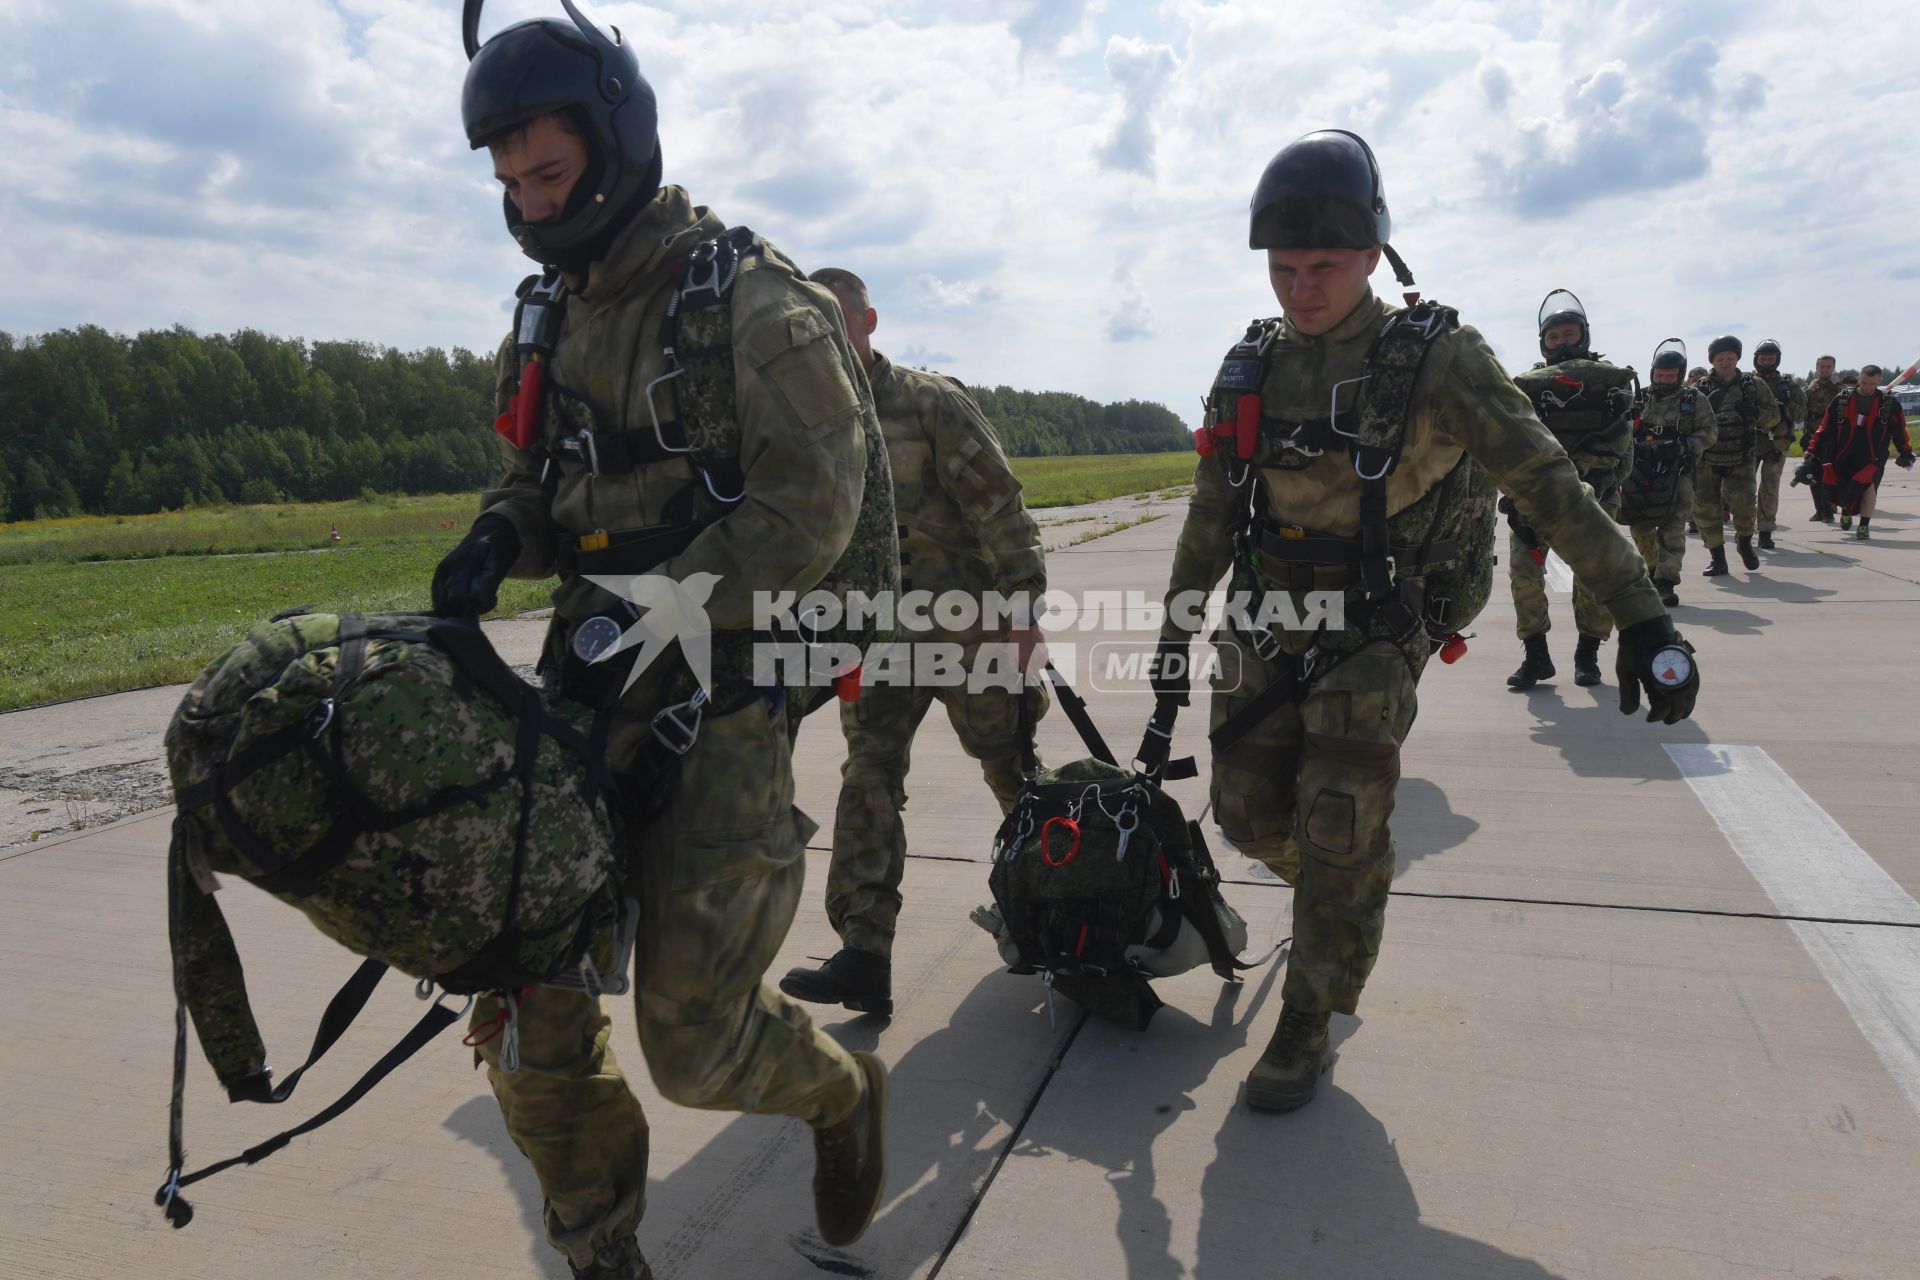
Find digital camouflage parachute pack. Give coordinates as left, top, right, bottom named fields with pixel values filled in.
left=984, top=672, right=1258, bottom=1029
left=155, top=610, right=629, bottom=1226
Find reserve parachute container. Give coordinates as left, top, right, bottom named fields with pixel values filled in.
left=155, top=610, right=628, bottom=1227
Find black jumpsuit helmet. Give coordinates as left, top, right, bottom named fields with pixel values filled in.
left=1707, top=334, right=1743, bottom=361
left=1537, top=288, right=1591, bottom=362
left=461, top=0, right=662, bottom=266
left=1248, top=129, right=1419, bottom=299
left=1650, top=338, right=1688, bottom=383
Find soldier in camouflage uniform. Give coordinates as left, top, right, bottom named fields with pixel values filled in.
left=1802, top=355, right=1844, bottom=523
left=1751, top=339, right=1806, bottom=548
left=1691, top=335, right=1782, bottom=579
left=430, top=14, right=887, bottom=1276
left=779, top=267, right=1048, bottom=1017
left=1153, top=130, right=1698, bottom=1114
left=1623, top=341, right=1713, bottom=606
left=1503, top=290, right=1637, bottom=690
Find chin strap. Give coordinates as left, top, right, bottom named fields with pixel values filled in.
left=1383, top=243, right=1418, bottom=305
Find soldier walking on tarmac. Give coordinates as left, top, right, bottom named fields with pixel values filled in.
left=1502, top=290, right=1636, bottom=690
left=1622, top=341, right=1713, bottom=607
left=431, top=6, right=888, bottom=1274
left=1801, top=355, right=1844, bottom=523
left=1151, top=129, right=1699, bottom=1115
left=780, top=267, right=1049, bottom=1017
left=1751, top=339, right=1806, bottom=549
left=1691, top=335, right=1783, bottom=579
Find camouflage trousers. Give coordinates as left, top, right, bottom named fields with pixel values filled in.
left=831, top=641, right=1049, bottom=958
left=472, top=695, right=862, bottom=1270
left=1207, top=631, right=1417, bottom=1015
left=1693, top=458, right=1757, bottom=547
left=1756, top=450, right=1786, bottom=532
left=1508, top=494, right=1618, bottom=641
left=1631, top=519, right=1688, bottom=587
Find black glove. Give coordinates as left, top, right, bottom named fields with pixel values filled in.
left=1614, top=615, right=1698, bottom=725
left=1899, top=452, right=1916, bottom=470
left=431, top=514, right=521, bottom=617
left=1148, top=636, right=1191, bottom=706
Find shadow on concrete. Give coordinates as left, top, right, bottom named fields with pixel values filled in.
left=1704, top=573, right=1836, bottom=606
left=1750, top=548, right=1831, bottom=568
left=444, top=1093, right=573, bottom=1278
left=1521, top=685, right=1711, bottom=780
left=1006, top=965, right=1283, bottom=1280
left=1666, top=600, right=1768, bottom=635
left=1194, top=1012, right=1568, bottom=1280
left=1392, top=776, right=1481, bottom=876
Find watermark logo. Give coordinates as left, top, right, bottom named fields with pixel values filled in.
left=577, top=578, right=1342, bottom=692
left=582, top=571, right=720, bottom=694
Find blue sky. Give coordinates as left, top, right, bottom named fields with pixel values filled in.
left=2, top=0, right=1916, bottom=421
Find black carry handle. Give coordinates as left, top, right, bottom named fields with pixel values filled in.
left=1013, top=662, right=1117, bottom=770
left=1133, top=697, right=1196, bottom=782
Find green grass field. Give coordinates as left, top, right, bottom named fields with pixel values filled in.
left=0, top=451, right=1195, bottom=710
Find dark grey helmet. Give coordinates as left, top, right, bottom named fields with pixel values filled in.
left=461, top=0, right=661, bottom=266
left=1707, top=334, right=1742, bottom=360
left=1754, top=338, right=1782, bottom=368
left=1248, top=129, right=1418, bottom=296
left=1537, top=288, right=1590, bottom=361
left=1650, top=338, right=1688, bottom=379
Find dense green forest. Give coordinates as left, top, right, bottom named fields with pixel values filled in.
left=0, top=325, right=1188, bottom=522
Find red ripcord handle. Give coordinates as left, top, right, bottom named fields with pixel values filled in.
left=1192, top=394, right=1263, bottom=460
left=1040, top=816, right=1081, bottom=868
left=493, top=356, right=545, bottom=452
left=835, top=666, right=863, bottom=702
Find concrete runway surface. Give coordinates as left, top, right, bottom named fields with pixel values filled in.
left=3, top=472, right=1917, bottom=1279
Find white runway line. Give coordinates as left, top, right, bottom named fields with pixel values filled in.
left=1667, top=743, right=1920, bottom=1115
left=1544, top=552, right=1574, bottom=593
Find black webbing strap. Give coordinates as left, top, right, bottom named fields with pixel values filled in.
left=1174, top=822, right=1268, bottom=979
left=158, top=981, right=463, bottom=1227
left=1208, top=659, right=1304, bottom=755
left=159, top=823, right=459, bottom=1228
left=1358, top=477, right=1393, bottom=599
left=1043, top=664, right=1116, bottom=766
left=1253, top=525, right=1459, bottom=571
left=569, top=520, right=705, bottom=578
left=1132, top=698, right=1197, bottom=783
left=555, top=423, right=687, bottom=476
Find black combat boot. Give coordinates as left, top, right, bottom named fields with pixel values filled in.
left=1573, top=635, right=1603, bottom=687
left=1247, top=1005, right=1333, bottom=1112
left=1505, top=634, right=1554, bottom=689
left=813, top=1052, right=889, bottom=1246
left=1657, top=582, right=1679, bottom=608
left=1702, top=545, right=1729, bottom=577
left=570, top=1236, right=652, bottom=1280
left=1736, top=535, right=1759, bottom=570
left=1757, top=530, right=1775, bottom=550
left=780, top=947, right=894, bottom=1016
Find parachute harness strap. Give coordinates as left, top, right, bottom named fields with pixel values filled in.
left=658, top=228, right=759, bottom=503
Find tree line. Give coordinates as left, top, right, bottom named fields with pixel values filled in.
left=0, top=325, right=1190, bottom=522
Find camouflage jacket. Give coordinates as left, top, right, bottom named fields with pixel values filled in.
left=868, top=351, right=1045, bottom=643
left=1754, top=369, right=1807, bottom=456
left=1803, top=374, right=1843, bottom=436
left=476, top=187, right=872, bottom=708
left=1633, top=382, right=1713, bottom=464
left=1693, top=369, right=1784, bottom=468
left=1511, top=355, right=1637, bottom=488
left=1161, top=290, right=1663, bottom=641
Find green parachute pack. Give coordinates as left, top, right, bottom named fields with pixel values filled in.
left=986, top=674, right=1258, bottom=1029
left=154, top=610, right=627, bottom=1228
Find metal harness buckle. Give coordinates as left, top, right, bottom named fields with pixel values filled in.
left=651, top=687, right=710, bottom=756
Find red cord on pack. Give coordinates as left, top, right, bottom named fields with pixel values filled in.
left=1041, top=816, right=1081, bottom=867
